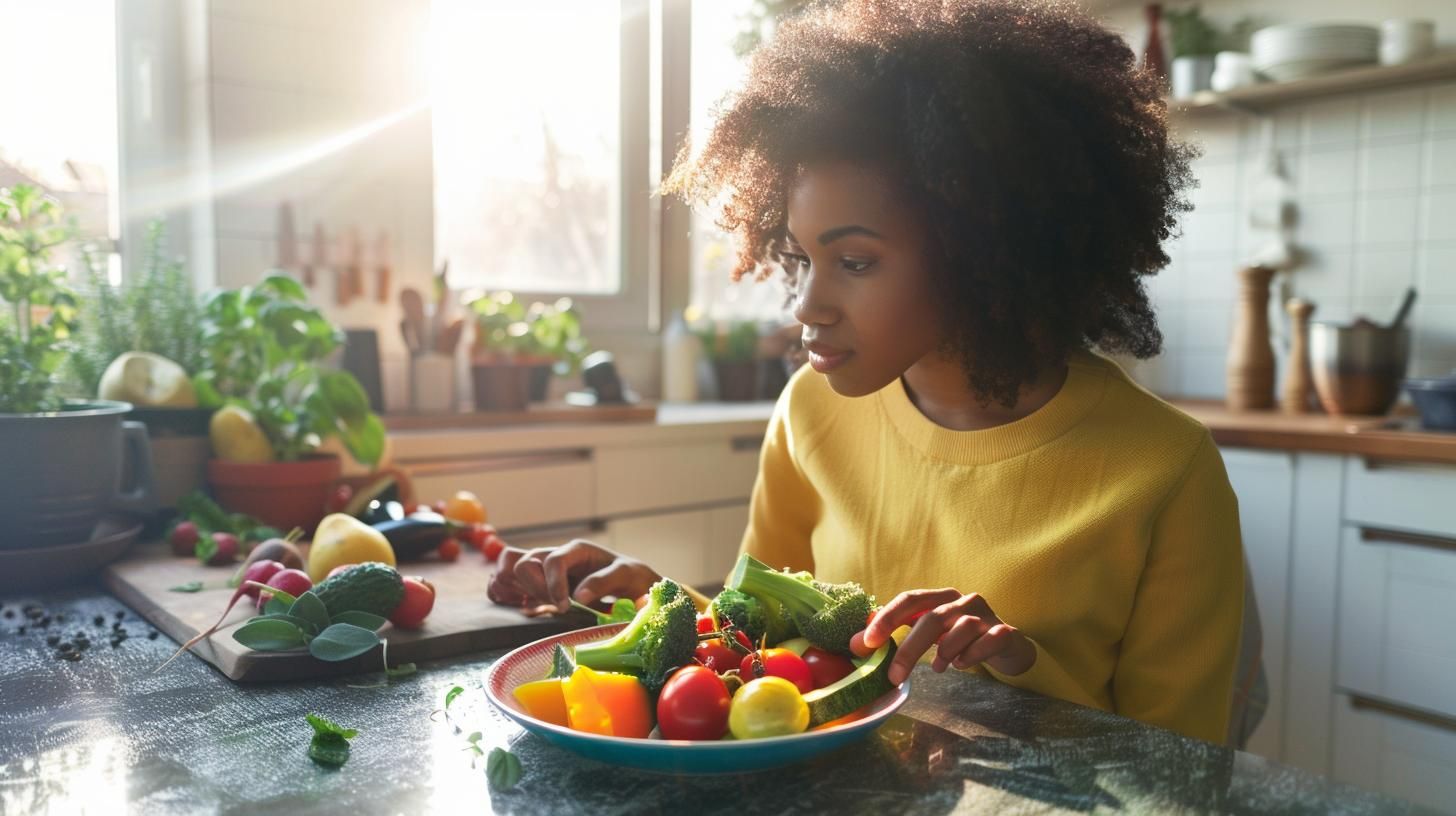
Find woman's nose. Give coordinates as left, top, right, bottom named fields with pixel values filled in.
left=791, top=268, right=838, bottom=328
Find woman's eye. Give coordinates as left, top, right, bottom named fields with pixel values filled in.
left=785, top=254, right=811, bottom=271
left=841, top=258, right=875, bottom=274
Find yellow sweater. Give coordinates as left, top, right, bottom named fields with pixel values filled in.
left=740, top=349, right=1244, bottom=744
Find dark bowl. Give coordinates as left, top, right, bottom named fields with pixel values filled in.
left=1405, top=375, right=1456, bottom=431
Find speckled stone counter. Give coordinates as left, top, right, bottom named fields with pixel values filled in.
left=0, top=588, right=1435, bottom=815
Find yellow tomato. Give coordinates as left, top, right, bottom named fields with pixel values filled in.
left=728, top=676, right=809, bottom=740
left=443, top=490, right=487, bottom=525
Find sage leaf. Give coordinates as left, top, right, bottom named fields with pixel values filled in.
left=233, top=618, right=306, bottom=651
left=257, top=613, right=320, bottom=636
left=308, top=623, right=380, bottom=662
left=168, top=581, right=204, bottom=593
left=289, top=591, right=331, bottom=631
left=332, top=611, right=387, bottom=631
left=306, top=712, right=358, bottom=740
left=486, top=747, right=523, bottom=789
left=445, top=685, right=464, bottom=708
left=264, top=596, right=290, bottom=616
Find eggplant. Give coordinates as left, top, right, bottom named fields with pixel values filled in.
left=360, top=499, right=405, bottom=526
left=372, top=512, right=451, bottom=560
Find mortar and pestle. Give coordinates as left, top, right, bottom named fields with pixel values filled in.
left=1309, top=287, right=1415, bottom=416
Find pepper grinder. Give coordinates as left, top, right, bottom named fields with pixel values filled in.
left=1281, top=298, right=1316, bottom=414
left=1226, top=265, right=1276, bottom=411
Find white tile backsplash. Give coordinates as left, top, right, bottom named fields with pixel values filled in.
left=1145, top=81, right=1456, bottom=399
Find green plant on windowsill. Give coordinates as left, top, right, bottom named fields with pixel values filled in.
left=694, top=320, right=760, bottom=363
left=1166, top=4, right=1224, bottom=59
left=469, top=292, right=590, bottom=372
left=194, top=273, right=383, bottom=467
left=70, top=220, right=203, bottom=395
left=0, top=185, right=79, bottom=414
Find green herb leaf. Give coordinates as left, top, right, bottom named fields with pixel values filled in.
left=194, top=536, right=217, bottom=565
left=308, top=734, right=351, bottom=767
left=233, top=618, right=306, bottom=651
left=264, top=595, right=291, bottom=616
left=306, top=712, right=359, bottom=740
left=445, top=685, right=464, bottom=708
left=168, top=581, right=204, bottom=593
left=256, top=613, right=321, bottom=636
left=385, top=662, right=417, bottom=678
left=570, top=597, right=638, bottom=625
left=288, top=591, right=331, bottom=632
left=486, top=747, right=523, bottom=789
left=308, top=623, right=380, bottom=662
left=465, top=731, right=482, bottom=744
left=331, top=611, right=387, bottom=631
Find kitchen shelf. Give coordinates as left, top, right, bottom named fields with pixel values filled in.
left=1169, top=51, right=1456, bottom=116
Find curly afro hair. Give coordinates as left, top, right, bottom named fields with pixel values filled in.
left=662, top=0, right=1196, bottom=406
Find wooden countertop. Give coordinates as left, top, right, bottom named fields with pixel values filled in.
left=1170, top=400, right=1456, bottom=466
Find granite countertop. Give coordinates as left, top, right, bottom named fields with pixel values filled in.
left=0, top=588, right=1433, bottom=815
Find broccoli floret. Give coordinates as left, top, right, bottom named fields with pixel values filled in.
left=572, top=578, right=697, bottom=693
left=710, top=588, right=766, bottom=644
left=726, top=554, right=874, bottom=656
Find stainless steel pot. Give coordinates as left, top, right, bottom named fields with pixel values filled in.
left=1309, top=321, right=1410, bottom=416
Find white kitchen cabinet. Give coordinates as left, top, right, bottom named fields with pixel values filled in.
left=408, top=450, right=595, bottom=530
left=1332, top=693, right=1456, bottom=813
left=1221, top=448, right=1295, bottom=761
left=1344, top=458, right=1456, bottom=538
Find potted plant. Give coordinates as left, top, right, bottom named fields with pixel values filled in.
left=1167, top=4, right=1223, bottom=98
left=0, top=185, right=155, bottom=549
left=194, top=273, right=384, bottom=532
left=695, top=321, right=761, bottom=402
left=468, top=291, right=550, bottom=411
left=524, top=297, right=590, bottom=402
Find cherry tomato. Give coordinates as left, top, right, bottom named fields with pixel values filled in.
left=482, top=533, right=504, bottom=562
left=693, top=639, right=740, bottom=673
left=465, top=524, right=490, bottom=553
left=696, top=615, right=715, bottom=635
left=389, top=576, right=436, bottom=629
left=802, top=646, right=856, bottom=689
left=728, top=676, right=809, bottom=739
left=730, top=629, right=753, bottom=651
left=443, top=491, right=487, bottom=525
left=656, top=665, right=731, bottom=741
left=438, top=537, right=462, bottom=562
left=738, top=648, right=814, bottom=694
left=326, top=484, right=353, bottom=513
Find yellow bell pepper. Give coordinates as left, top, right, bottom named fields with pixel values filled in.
left=560, top=665, right=653, bottom=738
left=512, top=679, right=569, bottom=728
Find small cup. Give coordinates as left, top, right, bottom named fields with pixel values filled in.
left=1380, top=19, right=1435, bottom=66
left=410, top=353, right=457, bottom=414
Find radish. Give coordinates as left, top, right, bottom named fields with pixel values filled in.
left=155, top=565, right=306, bottom=673
left=239, top=560, right=285, bottom=600
left=257, top=569, right=313, bottom=612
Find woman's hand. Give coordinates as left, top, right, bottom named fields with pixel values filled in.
left=851, top=588, right=1035, bottom=685
left=486, top=539, right=662, bottom=615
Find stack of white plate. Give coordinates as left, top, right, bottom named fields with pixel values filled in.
left=1251, top=23, right=1379, bottom=82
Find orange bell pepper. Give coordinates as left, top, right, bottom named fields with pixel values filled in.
left=512, top=679, right=569, bottom=727
left=560, top=666, right=653, bottom=738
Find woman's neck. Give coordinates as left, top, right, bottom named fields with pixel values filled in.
left=901, top=353, right=1069, bottom=431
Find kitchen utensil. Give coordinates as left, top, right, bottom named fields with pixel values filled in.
left=1282, top=298, right=1316, bottom=414
left=1389, top=286, right=1417, bottom=330
left=1310, top=320, right=1410, bottom=416
left=1380, top=19, right=1435, bottom=66
left=484, top=623, right=911, bottom=774
left=304, top=223, right=327, bottom=288
left=410, top=353, right=456, bottom=414
left=345, top=228, right=365, bottom=303
left=436, top=318, right=464, bottom=355
left=1251, top=23, right=1378, bottom=81
left=399, top=320, right=419, bottom=356
left=1404, top=372, right=1456, bottom=431
left=400, top=288, right=428, bottom=351
left=275, top=202, right=298, bottom=275
left=565, top=350, right=639, bottom=407
left=1226, top=265, right=1277, bottom=411
left=374, top=230, right=391, bottom=304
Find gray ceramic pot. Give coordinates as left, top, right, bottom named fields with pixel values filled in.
left=0, top=400, right=156, bottom=549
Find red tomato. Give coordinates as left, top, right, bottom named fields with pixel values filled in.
left=693, top=639, right=740, bottom=673
left=438, top=537, right=462, bottom=562
left=482, top=533, right=504, bottom=562
left=389, top=576, right=436, bottom=629
left=731, top=629, right=753, bottom=651
left=656, top=665, right=731, bottom=741
left=696, top=615, right=715, bottom=635
left=464, top=524, right=490, bottom=553
left=738, top=648, right=814, bottom=693
left=802, top=647, right=856, bottom=689
left=325, top=484, right=353, bottom=513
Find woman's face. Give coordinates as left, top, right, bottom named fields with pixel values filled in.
left=783, top=161, right=944, bottom=397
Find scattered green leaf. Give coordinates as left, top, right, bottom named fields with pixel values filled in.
left=168, top=581, right=204, bottom=593
left=307, top=713, right=359, bottom=740
left=570, top=598, right=637, bottom=625
left=465, top=731, right=482, bottom=744
left=332, top=611, right=387, bottom=631
left=445, top=685, right=464, bottom=708
left=289, top=591, right=331, bottom=632
left=308, top=735, right=350, bottom=767
left=232, top=618, right=306, bottom=651
left=486, top=747, right=523, bottom=789
left=308, top=623, right=380, bottom=662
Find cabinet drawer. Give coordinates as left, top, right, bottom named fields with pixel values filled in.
left=606, top=509, right=715, bottom=587
left=1337, top=526, right=1456, bottom=719
left=1344, top=458, right=1456, bottom=537
left=595, top=437, right=760, bottom=516
left=408, top=452, right=594, bottom=531
left=1333, top=693, right=1456, bottom=813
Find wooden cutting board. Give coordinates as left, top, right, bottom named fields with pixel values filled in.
left=103, top=538, right=592, bottom=683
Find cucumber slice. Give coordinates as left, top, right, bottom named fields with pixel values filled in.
left=802, top=640, right=897, bottom=726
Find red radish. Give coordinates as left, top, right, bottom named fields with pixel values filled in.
left=198, top=532, right=239, bottom=566
left=257, top=569, right=313, bottom=611
left=170, top=521, right=200, bottom=557
left=239, top=560, right=285, bottom=600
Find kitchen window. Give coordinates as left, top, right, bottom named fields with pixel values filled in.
left=0, top=0, right=122, bottom=284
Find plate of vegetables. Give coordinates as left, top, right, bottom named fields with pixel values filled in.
left=484, top=554, right=908, bottom=774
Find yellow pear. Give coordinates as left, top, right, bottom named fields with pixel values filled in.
left=99, top=351, right=198, bottom=407
left=209, top=405, right=276, bottom=463
left=307, top=513, right=396, bottom=582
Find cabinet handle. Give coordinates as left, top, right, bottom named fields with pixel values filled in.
left=1359, top=526, right=1456, bottom=554
left=1349, top=694, right=1456, bottom=735
left=404, top=449, right=591, bottom=477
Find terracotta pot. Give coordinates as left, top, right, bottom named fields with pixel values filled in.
left=528, top=363, right=553, bottom=402
left=714, top=360, right=760, bottom=402
left=471, top=362, right=532, bottom=412
left=207, top=454, right=341, bottom=534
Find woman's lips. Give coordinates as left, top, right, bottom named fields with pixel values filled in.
left=807, top=347, right=853, bottom=373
